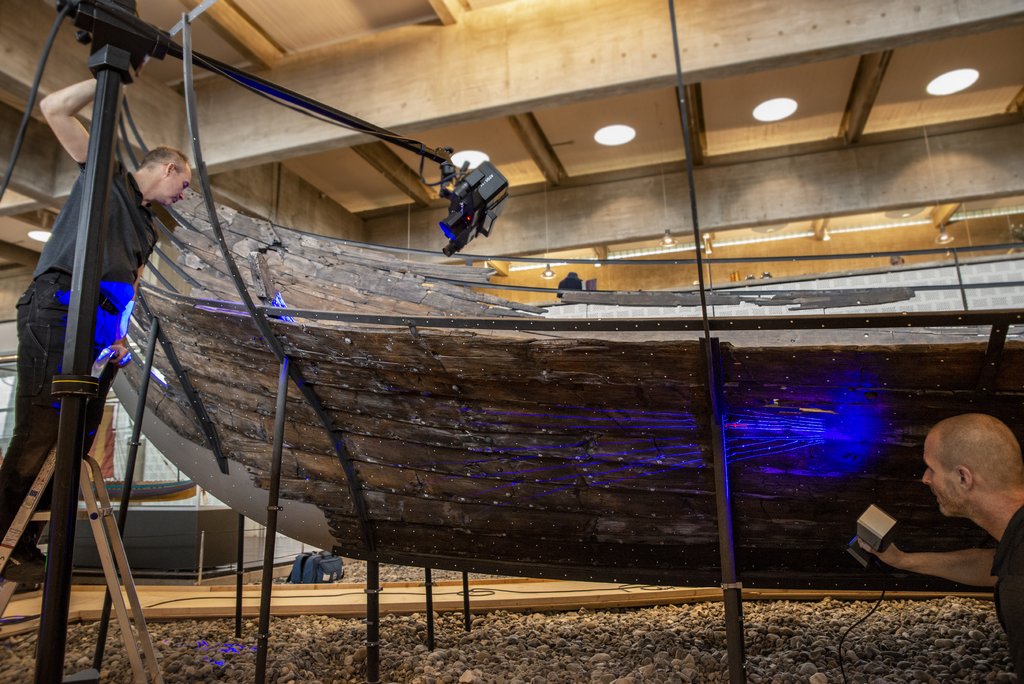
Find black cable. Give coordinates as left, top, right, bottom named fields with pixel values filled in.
left=0, top=1, right=73, bottom=205
left=837, top=568, right=888, bottom=684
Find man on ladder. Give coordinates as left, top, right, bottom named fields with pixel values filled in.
left=0, top=72, right=191, bottom=585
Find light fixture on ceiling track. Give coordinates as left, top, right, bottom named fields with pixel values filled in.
left=703, top=233, right=714, bottom=255
left=661, top=230, right=676, bottom=246
left=541, top=264, right=556, bottom=279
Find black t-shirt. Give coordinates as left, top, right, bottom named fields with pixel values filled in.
left=993, top=504, right=1024, bottom=675
left=33, top=163, right=157, bottom=284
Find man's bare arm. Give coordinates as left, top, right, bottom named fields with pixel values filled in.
left=39, top=80, right=97, bottom=164
left=864, top=543, right=997, bottom=587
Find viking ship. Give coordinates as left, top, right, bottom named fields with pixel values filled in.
left=113, top=193, right=1024, bottom=589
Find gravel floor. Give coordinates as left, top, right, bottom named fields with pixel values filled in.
left=0, top=588, right=1015, bottom=683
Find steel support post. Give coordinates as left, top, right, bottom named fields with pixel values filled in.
left=255, top=358, right=290, bottom=684
left=366, top=560, right=381, bottom=683
left=462, top=571, right=471, bottom=632
left=35, top=47, right=128, bottom=684
left=93, top=316, right=160, bottom=670
left=705, top=337, right=746, bottom=683
left=236, top=513, right=245, bottom=638
left=424, top=567, right=435, bottom=650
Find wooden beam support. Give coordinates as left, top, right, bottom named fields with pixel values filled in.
left=1007, top=86, right=1024, bottom=114
left=178, top=0, right=285, bottom=71
left=427, top=0, right=465, bottom=25
left=681, top=83, right=706, bottom=166
left=0, top=235, right=42, bottom=267
left=485, top=260, right=510, bottom=277
left=211, top=163, right=367, bottom=240
left=367, top=123, right=1024, bottom=256
left=0, top=190, right=47, bottom=217
left=192, top=0, right=1024, bottom=172
left=839, top=50, right=893, bottom=145
left=812, top=218, right=831, bottom=242
left=0, top=0, right=185, bottom=151
left=932, top=203, right=961, bottom=227
left=507, top=112, right=567, bottom=185
left=351, top=142, right=436, bottom=207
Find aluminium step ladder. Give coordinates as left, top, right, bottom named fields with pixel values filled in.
left=0, top=450, right=163, bottom=683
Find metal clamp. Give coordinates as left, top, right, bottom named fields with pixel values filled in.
left=721, top=582, right=743, bottom=590
left=51, top=374, right=99, bottom=398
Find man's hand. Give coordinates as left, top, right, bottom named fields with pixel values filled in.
left=110, top=340, right=132, bottom=367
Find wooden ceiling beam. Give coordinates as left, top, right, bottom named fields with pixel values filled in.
left=681, top=83, right=706, bottom=166
left=427, top=0, right=465, bottom=25
left=932, top=203, right=961, bottom=227
left=0, top=239, right=41, bottom=268
left=507, top=112, right=567, bottom=186
left=367, top=123, right=1024, bottom=255
left=838, top=50, right=893, bottom=145
left=351, top=142, right=437, bottom=207
left=178, top=0, right=285, bottom=71
left=1007, top=86, right=1024, bottom=114
left=192, top=0, right=1024, bottom=173
left=0, top=0, right=185, bottom=156
left=812, top=218, right=831, bottom=242
left=0, top=100, right=61, bottom=200
left=0, top=190, right=48, bottom=217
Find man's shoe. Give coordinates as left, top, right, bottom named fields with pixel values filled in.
left=1, top=548, right=46, bottom=585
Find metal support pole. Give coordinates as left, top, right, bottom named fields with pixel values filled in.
left=705, top=337, right=746, bottom=683
left=462, top=571, right=471, bottom=632
left=952, top=248, right=969, bottom=310
left=93, top=316, right=160, bottom=671
left=255, top=357, right=290, bottom=684
left=424, top=567, right=435, bottom=651
left=235, top=513, right=245, bottom=638
left=36, top=47, right=128, bottom=684
left=366, top=560, right=380, bottom=684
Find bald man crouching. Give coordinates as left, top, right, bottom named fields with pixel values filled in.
left=862, top=413, right=1024, bottom=675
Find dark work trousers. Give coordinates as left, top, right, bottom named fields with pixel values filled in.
left=0, top=272, right=118, bottom=556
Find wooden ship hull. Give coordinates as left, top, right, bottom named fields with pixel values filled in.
left=114, top=195, right=1024, bottom=589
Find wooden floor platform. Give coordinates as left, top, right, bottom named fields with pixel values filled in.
left=1, top=578, right=991, bottom=638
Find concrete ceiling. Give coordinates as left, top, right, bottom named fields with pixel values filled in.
left=1, top=0, right=1023, bottom=267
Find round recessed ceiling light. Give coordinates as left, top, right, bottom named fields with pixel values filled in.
left=752, top=97, right=798, bottom=122
left=926, top=68, right=979, bottom=96
left=884, top=209, right=920, bottom=220
left=451, top=150, right=490, bottom=169
left=28, top=230, right=52, bottom=243
left=594, top=124, right=636, bottom=146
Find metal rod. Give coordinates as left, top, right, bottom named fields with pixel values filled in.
left=235, top=513, right=245, bottom=638
left=366, top=560, right=380, bottom=684
left=424, top=567, right=435, bottom=651
left=93, top=316, right=160, bottom=671
left=462, top=571, right=471, bottom=632
left=197, top=529, right=205, bottom=585
left=255, top=357, right=290, bottom=684
left=952, top=248, right=969, bottom=310
left=36, top=48, right=127, bottom=684
left=705, top=337, right=747, bottom=683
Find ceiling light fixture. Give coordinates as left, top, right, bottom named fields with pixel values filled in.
left=28, top=230, right=52, bottom=243
left=822, top=228, right=831, bottom=242
left=752, top=97, right=798, bottom=122
left=594, top=124, right=636, bottom=146
left=541, top=264, right=556, bottom=279
left=926, top=68, right=979, bottom=96
left=703, top=233, right=714, bottom=256
left=661, top=230, right=676, bottom=246
left=451, top=150, right=490, bottom=169
left=934, top=225, right=955, bottom=245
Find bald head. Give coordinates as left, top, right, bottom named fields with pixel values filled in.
left=927, top=414, right=1023, bottom=490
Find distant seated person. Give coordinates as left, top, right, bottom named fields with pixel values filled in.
left=556, top=271, right=583, bottom=298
